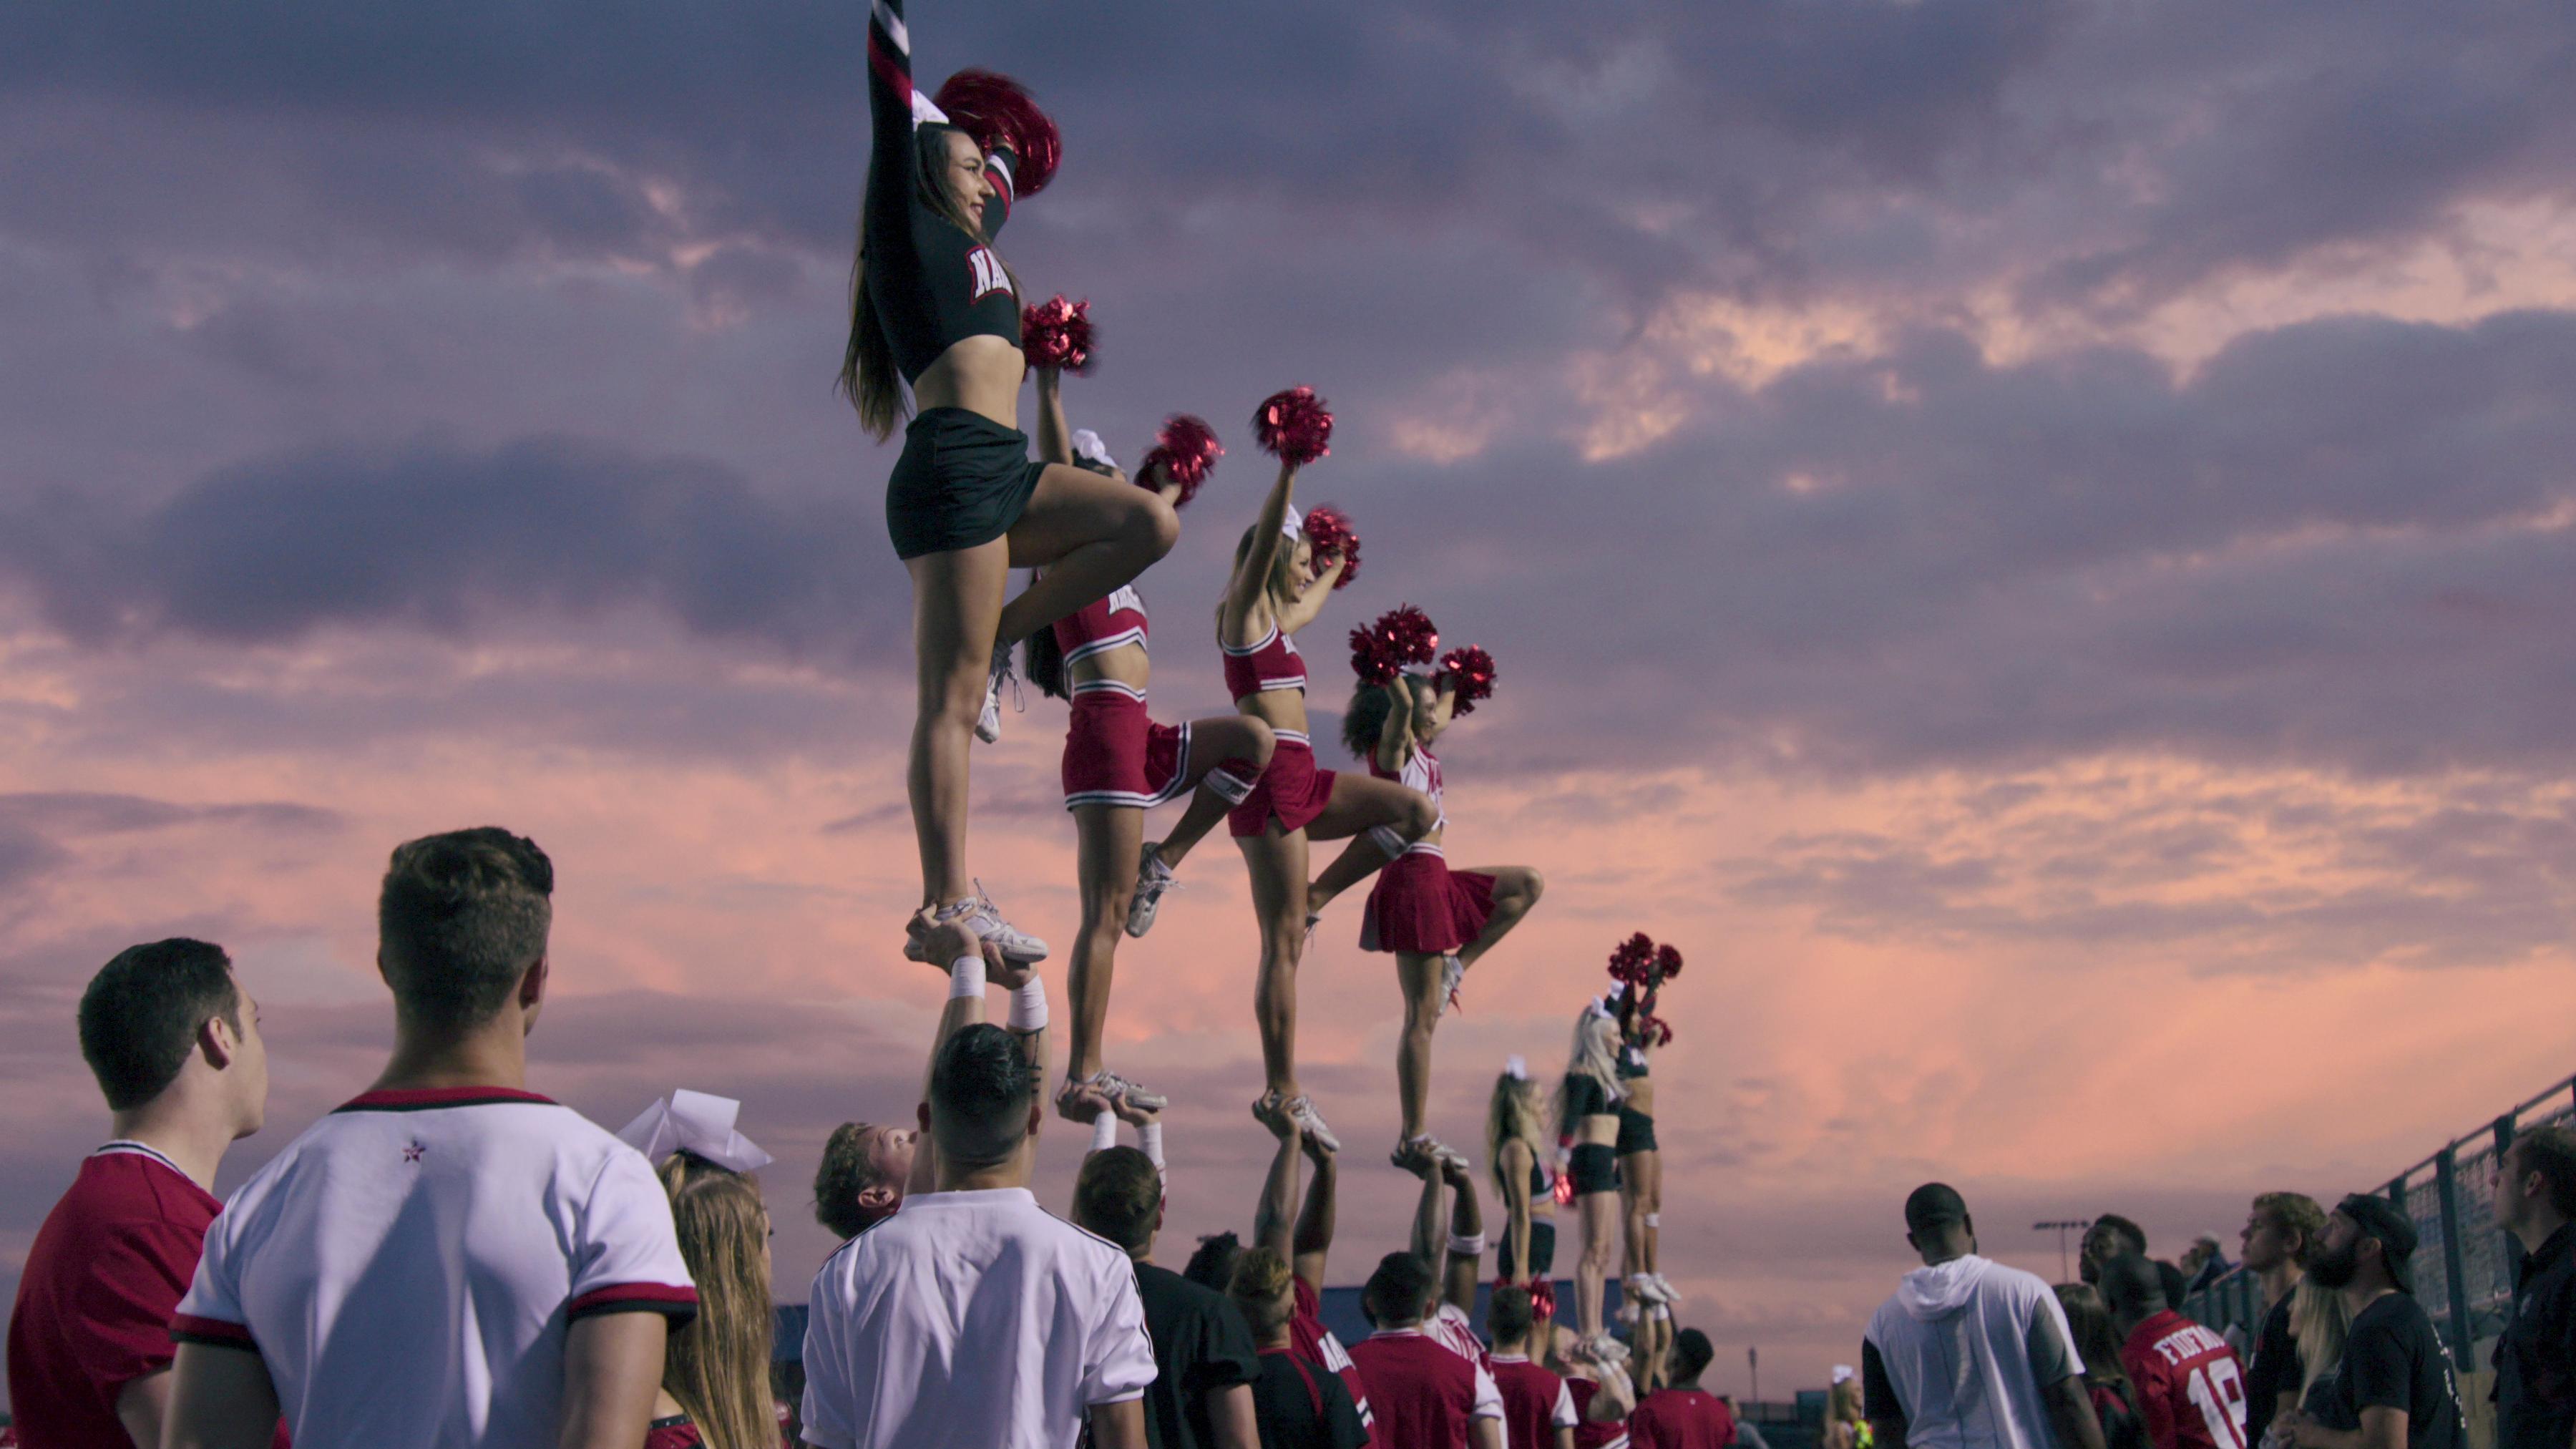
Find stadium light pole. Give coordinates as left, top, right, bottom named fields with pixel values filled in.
left=2034, top=1219, right=2092, bottom=1282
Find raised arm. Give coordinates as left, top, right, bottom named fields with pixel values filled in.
left=1254, top=1106, right=1303, bottom=1261
left=1033, top=367, right=1073, bottom=465
left=1292, top=1133, right=1340, bottom=1294
left=1274, top=554, right=1347, bottom=636
left=1372, top=680, right=1415, bottom=774
left=1224, top=463, right=1300, bottom=622
left=864, top=0, right=926, bottom=260
left=1418, top=673, right=1458, bottom=738
left=1409, top=1153, right=1445, bottom=1266
left=907, top=914, right=992, bottom=1197
left=1440, top=1154, right=1484, bottom=1314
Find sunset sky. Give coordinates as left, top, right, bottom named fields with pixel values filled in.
left=6, top=0, right=2576, bottom=1402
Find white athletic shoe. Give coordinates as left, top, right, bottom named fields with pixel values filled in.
left=974, top=641, right=1017, bottom=744
left=1435, top=952, right=1466, bottom=1018
left=1615, top=1299, right=1643, bottom=1328
left=1282, top=1094, right=1341, bottom=1154
left=904, top=882, right=1049, bottom=964
left=1651, top=1272, right=1682, bottom=1307
left=1078, top=1070, right=1168, bottom=1113
left=1626, top=1272, right=1669, bottom=1307
left=1126, top=845, right=1178, bottom=938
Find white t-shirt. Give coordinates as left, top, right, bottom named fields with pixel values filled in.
left=172, top=1085, right=696, bottom=1449
left=800, top=1186, right=1158, bottom=1449
left=1863, top=1254, right=2082, bottom=1449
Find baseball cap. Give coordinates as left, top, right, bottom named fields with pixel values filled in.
left=2336, top=1194, right=2420, bottom=1295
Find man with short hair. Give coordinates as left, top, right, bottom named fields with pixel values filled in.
left=801, top=915, right=1153, bottom=1449
left=2240, top=1192, right=2326, bottom=1442
left=6, top=940, right=271, bottom=1449
left=2100, top=1254, right=2248, bottom=1449
left=1487, top=1286, right=1579, bottom=1448
left=2181, top=1238, right=2232, bottom=1296
left=1244, top=1098, right=1378, bottom=1442
left=1863, top=1183, right=2106, bottom=1449
left=2283, top=1196, right=2464, bottom=1449
left=165, top=827, right=698, bottom=1449
left=1348, top=1252, right=1507, bottom=1448
left=2490, top=1128, right=2576, bottom=1449
left=1398, top=1141, right=1493, bottom=1370
left=1629, top=1329, right=1738, bottom=1449
left=1072, top=1141, right=1259, bottom=1449
left=2084, top=1216, right=2192, bottom=1312
left=1552, top=1327, right=1637, bottom=1449
left=1717, top=1395, right=1771, bottom=1449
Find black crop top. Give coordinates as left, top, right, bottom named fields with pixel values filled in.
left=1617, top=1043, right=1649, bottom=1080
left=1560, top=1073, right=1616, bottom=1135
left=865, top=0, right=1023, bottom=383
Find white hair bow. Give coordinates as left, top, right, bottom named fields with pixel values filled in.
left=1505, top=1054, right=1530, bottom=1081
left=1073, top=429, right=1119, bottom=473
left=1280, top=503, right=1305, bottom=540
left=1833, top=1365, right=1855, bottom=1385
left=618, top=1089, right=774, bottom=1174
left=1587, top=994, right=1616, bottom=1021
left=909, top=90, right=950, bottom=128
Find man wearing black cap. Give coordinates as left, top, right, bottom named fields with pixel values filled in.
left=2283, top=1196, right=2463, bottom=1449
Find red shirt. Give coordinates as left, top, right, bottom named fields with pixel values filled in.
left=1490, top=1355, right=1579, bottom=1448
left=1631, top=1388, right=1737, bottom=1449
left=1348, top=1329, right=1503, bottom=1449
left=6, top=1144, right=222, bottom=1449
left=1568, top=1377, right=1631, bottom=1449
left=1293, top=1276, right=1377, bottom=1446
left=2119, top=1309, right=2250, bottom=1449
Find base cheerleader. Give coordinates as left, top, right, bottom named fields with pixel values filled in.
left=1558, top=997, right=1630, bottom=1365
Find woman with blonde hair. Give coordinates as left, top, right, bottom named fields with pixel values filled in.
left=2277, top=1277, right=2354, bottom=1444
left=1558, top=997, right=1628, bottom=1362
left=618, top=1093, right=779, bottom=1449
left=1825, top=1372, right=1869, bottom=1449
left=1486, top=1058, right=1558, bottom=1297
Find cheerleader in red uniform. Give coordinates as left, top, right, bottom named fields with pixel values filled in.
left=1128, top=390, right=1438, bottom=1150
left=1342, top=658, right=1543, bottom=1166
left=1020, top=364, right=1277, bottom=1119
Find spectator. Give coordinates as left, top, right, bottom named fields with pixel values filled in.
left=1348, top=1252, right=1507, bottom=1448
left=1548, top=1326, right=1638, bottom=1449
left=2286, top=1279, right=2353, bottom=1435
left=1717, top=1395, right=1771, bottom=1449
left=1826, top=1369, right=1868, bottom=1449
left=2239, top=1193, right=2327, bottom=1443
left=1862, top=1183, right=2105, bottom=1449
left=2489, top=1127, right=2576, bottom=1449
left=2099, top=1254, right=2248, bottom=1449
left=1229, top=1245, right=1370, bottom=1449
left=2083, top=1216, right=2190, bottom=1311
left=1487, top=1286, right=1580, bottom=1448
left=2281, top=1195, right=2464, bottom=1449
left=2054, top=1284, right=2151, bottom=1449
left=6, top=940, right=272, bottom=1449
left=801, top=918, right=1152, bottom=1449
left=2182, top=1238, right=2233, bottom=1296
left=1629, top=1329, right=1737, bottom=1449
left=1073, top=1140, right=1261, bottom=1449
left=617, top=1091, right=781, bottom=1449
left=164, top=829, right=698, bottom=1449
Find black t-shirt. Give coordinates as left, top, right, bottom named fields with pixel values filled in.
left=1247, top=1346, right=1371, bottom=1449
left=1136, top=1262, right=1262, bottom=1449
left=2329, top=1293, right=2464, bottom=1449
left=2494, top=1224, right=2576, bottom=1449
left=2245, top=1293, right=2297, bottom=1443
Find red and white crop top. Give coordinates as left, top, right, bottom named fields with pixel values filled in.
left=1053, top=585, right=1147, bottom=666
left=1370, top=745, right=1448, bottom=834
left=1221, top=622, right=1307, bottom=700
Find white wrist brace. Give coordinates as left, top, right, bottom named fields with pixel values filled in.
left=1140, top=1121, right=1165, bottom=1171
left=1448, top=1231, right=1487, bottom=1259
left=947, top=955, right=985, bottom=999
left=1008, top=975, right=1048, bottom=1032
left=1089, top=1113, right=1118, bottom=1153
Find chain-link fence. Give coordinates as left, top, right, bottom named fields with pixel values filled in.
left=2183, top=1070, right=2576, bottom=1370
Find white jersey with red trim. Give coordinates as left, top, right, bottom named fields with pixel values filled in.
left=175, top=1086, right=696, bottom=1449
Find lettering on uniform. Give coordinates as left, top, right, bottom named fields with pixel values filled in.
left=967, top=246, right=1010, bottom=303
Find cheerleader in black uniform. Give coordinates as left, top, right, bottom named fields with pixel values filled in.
left=849, top=0, right=1179, bottom=963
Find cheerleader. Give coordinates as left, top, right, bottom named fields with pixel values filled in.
left=1021, top=366, right=1277, bottom=1117
left=1615, top=990, right=1679, bottom=1323
left=1488, top=1059, right=1559, bottom=1300
left=1133, top=394, right=1438, bottom=1149
left=1558, top=1000, right=1629, bottom=1364
left=848, top=0, right=1179, bottom=964
left=1342, top=659, right=1543, bottom=1163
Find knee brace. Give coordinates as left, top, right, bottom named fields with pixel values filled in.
left=1644, top=1212, right=1659, bottom=1229
left=1208, top=761, right=1259, bottom=804
left=1368, top=824, right=1406, bottom=859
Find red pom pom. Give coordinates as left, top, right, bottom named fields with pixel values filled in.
left=1607, top=932, right=1657, bottom=986
left=1302, top=505, right=1361, bottom=589
left=933, top=69, right=1061, bottom=197
left=1252, top=386, right=1334, bottom=467
left=1639, top=1012, right=1675, bottom=1048
left=1654, top=943, right=1683, bottom=982
left=1138, top=414, right=1221, bottom=508
left=1371, top=605, right=1440, bottom=667
left=1438, top=645, right=1497, bottom=716
left=1349, top=625, right=1400, bottom=686
left=1019, top=296, right=1093, bottom=373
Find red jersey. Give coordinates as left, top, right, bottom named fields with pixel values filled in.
left=1429, top=1301, right=1493, bottom=1372
left=1630, top=1388, right=1737, bottom=1449
left=1293, top=1276, right=1377, bottom=1445
left=1348, top=1329, right=1505, bottom=1449
left=1489, top=1355, right=1579, bottom=1449
left=2119, top=1309, right=2250, bottom=1449
left=1221, top=621, right=1307, bottom=700
left=6, top=1144, right=229, bottom=1449
left=1053, top=584, right=1148, bottom=666
left=1568, top=1376, right=1631, bottom=1449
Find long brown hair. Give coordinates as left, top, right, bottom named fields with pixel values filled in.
left=841, top=125, right=1020, bottom=441
left=659, top=1155, right=776, bottom=1449
left=2054, top=1282, right=2136, bottom=1400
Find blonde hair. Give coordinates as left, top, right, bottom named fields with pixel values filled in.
left=1486, top=1072, right=1549, bottom=1203
left=1227, top=1244, right=1298, bottom=1340
left=658, top=1156, right=776, bottom=1449
left=1554, top=1006, right=1624, bottom=1126
left=2292, top=1276, right=2351, bottom=1404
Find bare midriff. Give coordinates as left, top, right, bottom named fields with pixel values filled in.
left=1070, top=640, right=1150, bottom=693
left=913, top=334, right=1029, bottom=429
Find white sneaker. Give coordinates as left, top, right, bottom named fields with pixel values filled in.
left=1126, top=844, right=1178, bottom=938
left=1650, top=1272, right=1682, bottom=1307
left=1626, top=1272, right=1669, bottom=1307
left=974, top=641, right=1016, bottom=744
left=1282, top=1094, right=1340, bottom=1153
left=1615, top=1299, right=1643, bottom=1328
left=1078, top=1070, right=1167, bottom=1113
left=904, top=882, right=1049, bottom=964
left=1435, top=953, right=1466, bottom=1018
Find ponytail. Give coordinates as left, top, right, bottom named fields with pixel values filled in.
left=1024, top=620, right=1068, bottom=701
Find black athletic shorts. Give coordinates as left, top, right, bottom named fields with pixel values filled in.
left=887, top=406, right=1048, bottom=560
left=1569, top=1143, right=1621, bottom=1195
left=1616, top=1106, right=1657, bottom=1156
left=1500, top=1216, right=1558, bottom=1280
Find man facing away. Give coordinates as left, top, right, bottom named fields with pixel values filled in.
left=1863, top=1182, right=2107, bottom=1449
left=800, top=915, right=1155, bottom=1449
left=1348, top=1251, right=1508, bottom=1449
left=1629, top=1328, right=1738, bottom=1449
left=1072, top=1141, right=1260, bottom=1449
left=6, top=940, right=271, bottom=1449
left=2099, top=1253, right=2248, bottom=1449
left=1487, top=1286, right=1580, bottom=1449
left=2281, top=1196, right=2464, bottom=1449
left=2238, top=1193, right=2325, bottom=1444
left=164, top=827, right=700, bottom=1449
left=2489, top=1127, right=2576, bottom=1449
